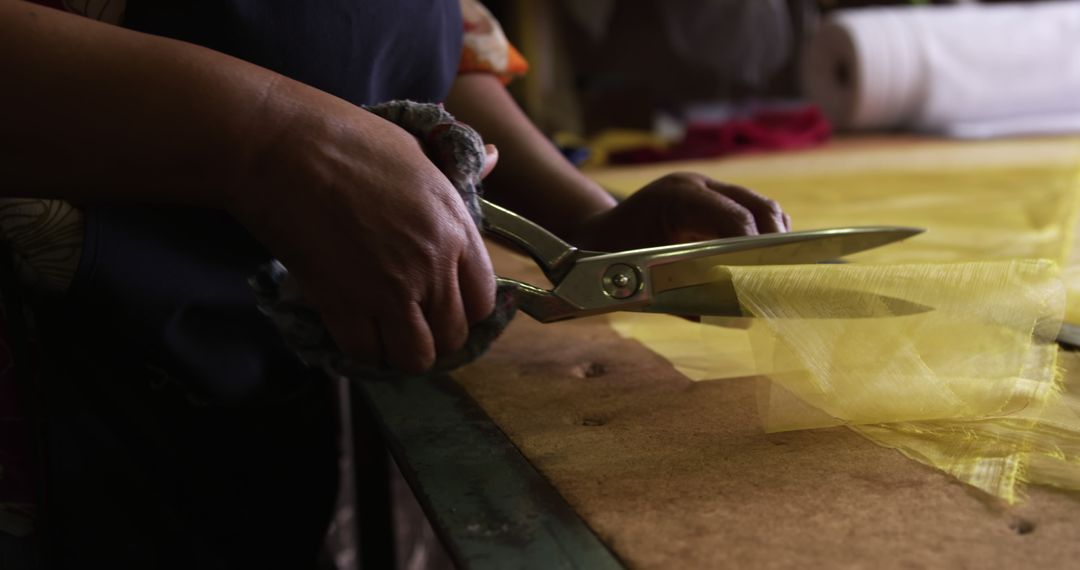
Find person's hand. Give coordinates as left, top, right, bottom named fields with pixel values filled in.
left=228, top=88, right=497, bottom=374
left=567, top=172, right=790, bottom=251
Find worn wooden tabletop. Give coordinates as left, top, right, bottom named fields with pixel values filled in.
left=450, top=134, right=1080, bottom=567
left=451, top=243, right=1080, bottom=568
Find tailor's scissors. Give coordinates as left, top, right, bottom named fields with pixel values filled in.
left=480, top=198, right=925, bottom=323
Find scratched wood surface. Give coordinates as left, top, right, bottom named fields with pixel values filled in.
left=452, top=138, right=1080, bottom=569
left=454, top=246, right=1080, bottom=569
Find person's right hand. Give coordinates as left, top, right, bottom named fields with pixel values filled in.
left=228, top=84, right=497, bottom=374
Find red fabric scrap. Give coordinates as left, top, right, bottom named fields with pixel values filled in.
left=610, top=105, right=832, bottom=165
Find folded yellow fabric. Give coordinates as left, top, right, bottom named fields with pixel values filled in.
left=597, top=138, right=1080, bottom=501
left=850, top=367, right=1080, bottom=503
left=735, top=260, right=1063, bottom=427
left=616, top=259, right=1077, bottom=502
left=727, top=260, right=1071, bottom=502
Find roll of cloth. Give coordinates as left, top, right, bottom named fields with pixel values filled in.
left=802, top=2, right=1080, bottom=138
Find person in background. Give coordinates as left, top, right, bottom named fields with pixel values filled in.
left=0, top=0, right=790, bottom=567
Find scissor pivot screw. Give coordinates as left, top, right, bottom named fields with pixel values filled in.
left=602, top=264, right=641, bottom=299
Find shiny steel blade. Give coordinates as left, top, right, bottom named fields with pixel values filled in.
left=550, top=226, right=923, bottom=322
left=1057, top=322, right=1080, bottom=348
left=642, top=279, right=932, bottom=318
left=641, top=227, right=923, bottom=295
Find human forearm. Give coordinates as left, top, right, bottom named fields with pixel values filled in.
left=445, top=74, right=788, bottom=252
left=444, top=73, right=617, bottom=241
left=1, top=1, right=501, bottom=372
left=0, top=0, right=300, bottom=207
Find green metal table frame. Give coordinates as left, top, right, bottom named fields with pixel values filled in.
left=351, top=374, right=624, bottom=569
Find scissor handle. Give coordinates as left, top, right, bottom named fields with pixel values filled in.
left=480, top=199, right=580, bottom=282
left=495, top=277, right=584, bottom=323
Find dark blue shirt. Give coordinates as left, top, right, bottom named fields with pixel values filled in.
left=66, top=0, right=464, bottom=402
left=124, top=0, right=463, bottom=105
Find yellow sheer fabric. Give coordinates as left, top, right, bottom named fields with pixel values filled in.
left=733, top=260, right=1068, bottom=502
left=595, top=137, right=1080, bottom=501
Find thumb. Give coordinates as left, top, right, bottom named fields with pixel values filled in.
left=480, top=144, right=499, bottom=180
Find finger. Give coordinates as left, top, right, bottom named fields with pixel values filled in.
left=704, top=180, right=787, bottom=234
left=425, top=263, right=470, bottom=357
left=458, top=231, right=496, bottom=324
left=782, top=212, right=792, bottom=232
left=669, top=187, right=759, bottom=241
left=480, top=144, right=499, bottom=180
left=379, top=301, right=437, bottom=374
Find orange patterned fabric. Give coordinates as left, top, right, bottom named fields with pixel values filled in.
left=459, top=0, right=529, bottom=84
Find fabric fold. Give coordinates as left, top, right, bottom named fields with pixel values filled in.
left=602, top=138, right=1080, bottom=502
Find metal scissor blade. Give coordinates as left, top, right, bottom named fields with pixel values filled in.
left=546, top=226, right=923, bottom=322
left=643, top=278, right=932, bottom=318
left=642, top=226, right=923, bottom=295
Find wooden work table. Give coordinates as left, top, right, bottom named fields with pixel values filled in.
left=358, top=137, right=1080, bottom=569
left=451, top=243, right=1080, bottom=569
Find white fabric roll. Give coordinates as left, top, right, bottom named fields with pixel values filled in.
left=802, top=1, right=1080, bottom=138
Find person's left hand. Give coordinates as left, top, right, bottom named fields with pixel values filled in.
left=566, top=172, right=791, bottom=252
